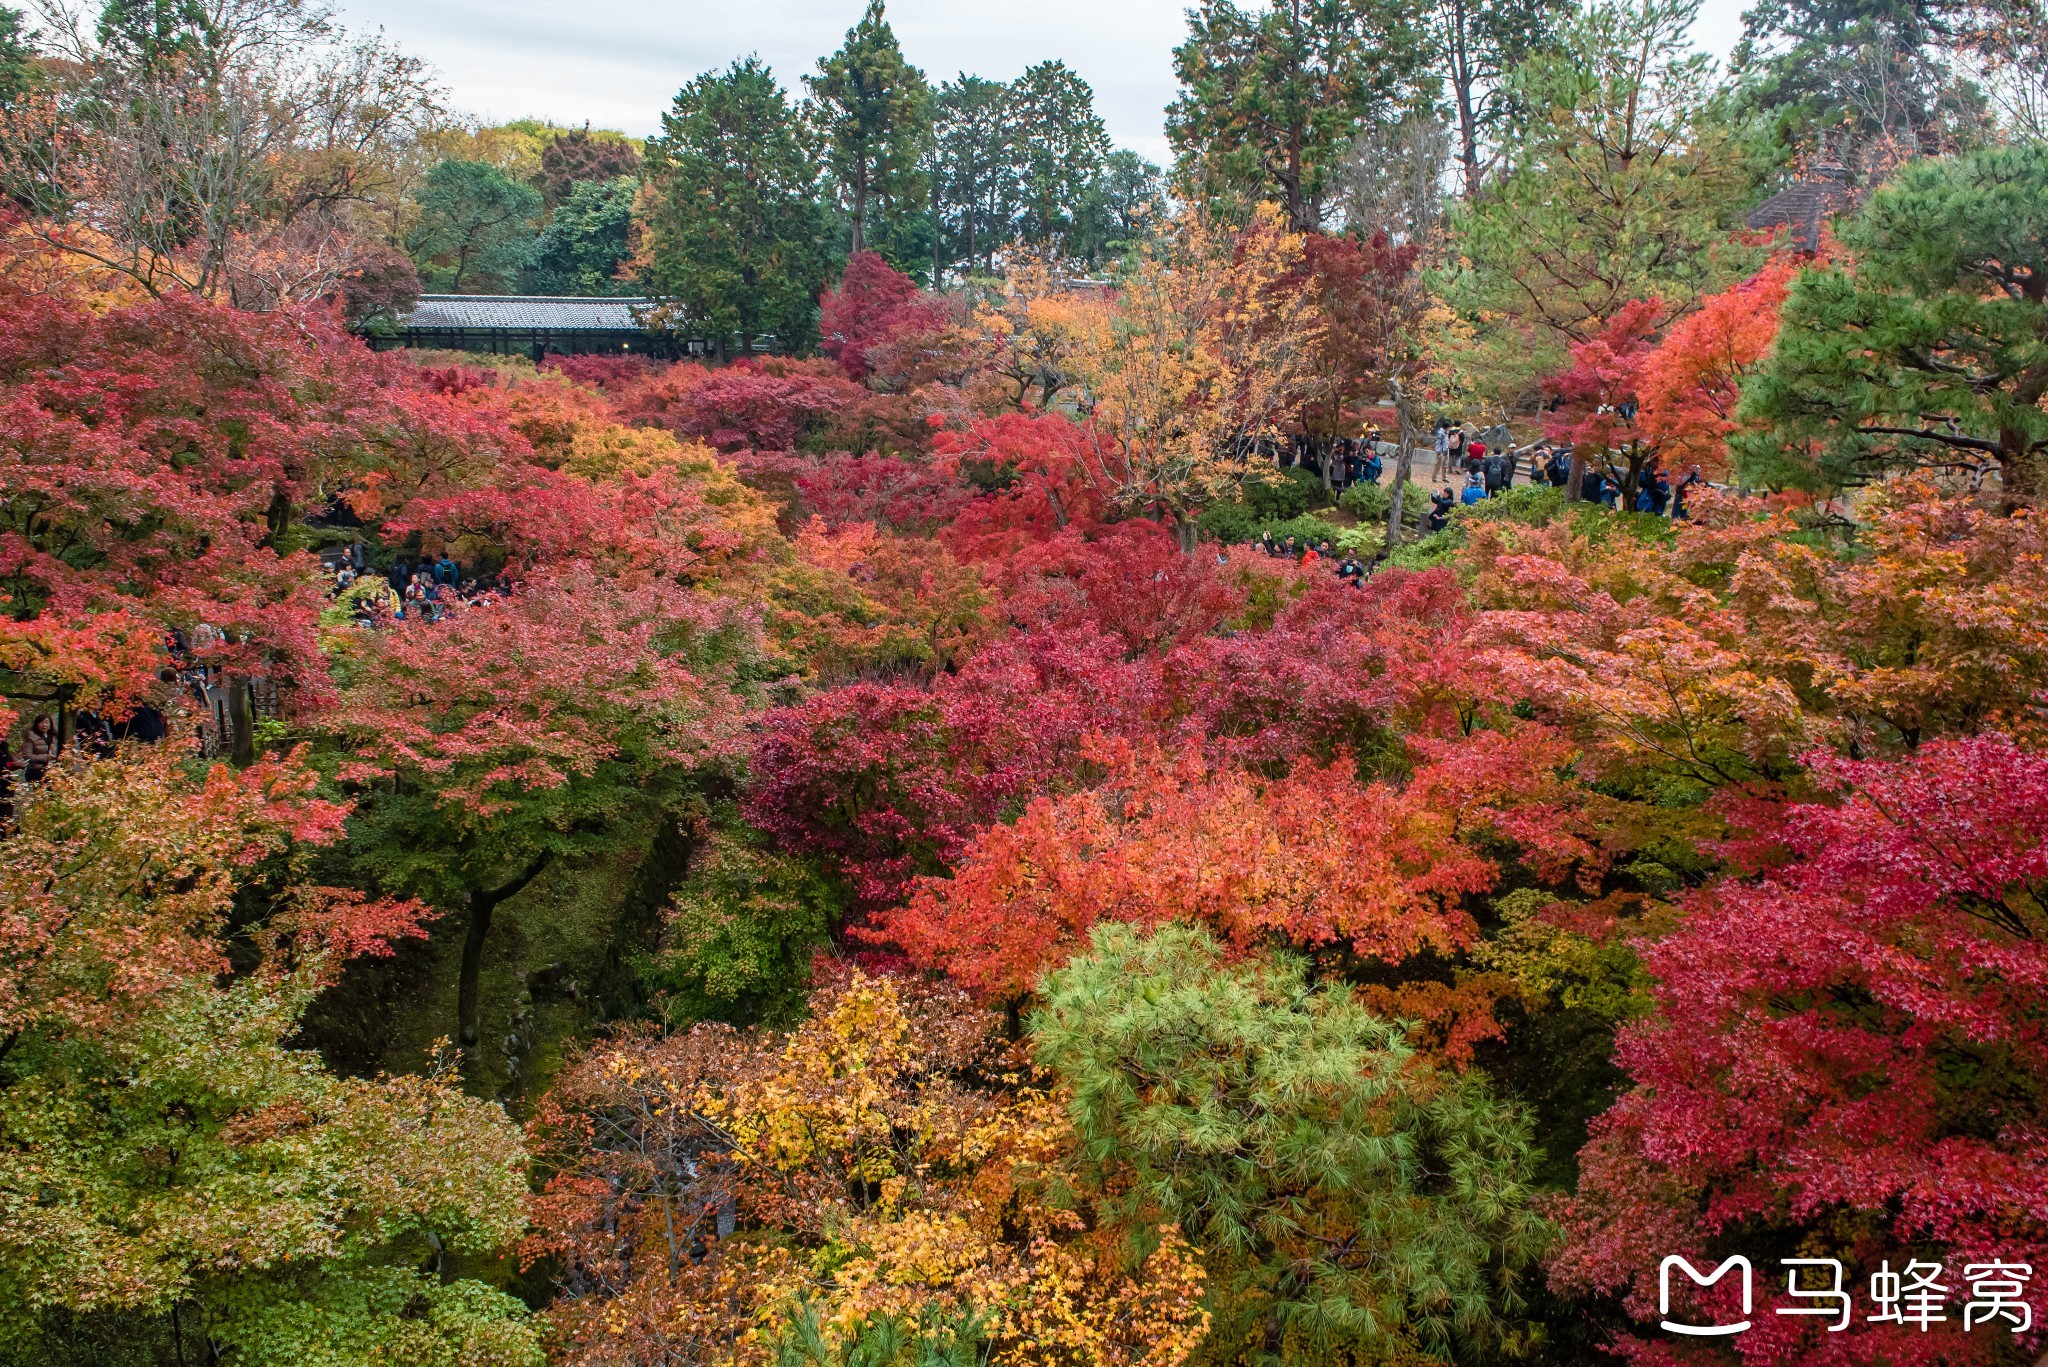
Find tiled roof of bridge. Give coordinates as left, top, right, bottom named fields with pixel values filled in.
left=400, top=295, right=652, bottom=330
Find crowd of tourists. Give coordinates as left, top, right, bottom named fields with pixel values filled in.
left=1, top=543, right=488, bottom=827
left=1267, top=420, right=1710, bottom=527
left=1225, top=419, right=1716, bottom=596
left=327, top=543, right=496, bottom=627
left=0, top=678, right=171, bottom=829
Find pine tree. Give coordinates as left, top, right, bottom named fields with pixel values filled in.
left=1035, top=923, right=1550, bottom=1361
left=1736, top=140, right=2048, bottom=506
left=1444, top=0, right=1755, bottom=395
left=932, top=74, right=1017, bottom=279
left=1008, top=61, right=1110, bottom=255
left=1166, top=0, right=1429, bottom=232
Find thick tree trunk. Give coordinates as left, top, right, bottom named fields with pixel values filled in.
left=1385, top=382, right=1417, bottom=555
left=850, top=170, right=869, bottom=256
left=2001, top=445, right=2046, bottom=515
left=1452, top=54, right=1482, bottom=199
left=227, top=674, right=255, bottom=768
left=458, top=852, right=553, bottom=1056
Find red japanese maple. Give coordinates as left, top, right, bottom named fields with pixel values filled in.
left=1543, top=298, right=1665, bottom=500
left=873, top=739, right=1494, bottom=1003
left=1551, top=736, right=2048, bottom=1365
left=818, top=250, right=948, bottom=384
left=1638, top=262, right=1797, bottom=476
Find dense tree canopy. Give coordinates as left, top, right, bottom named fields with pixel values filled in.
left=806, top=0, right=934, bottom=265
left=408, top=159, right=543, bottom=294
left=639, top=58, right=834, bottom=355
left=1168, top=0, right=1430, bottom=232
left=1736, top=141, right=2048, bottom=503
left=1037, top=923, right=1549, bottom=1362
left=5, top=4, right=2048, bottom=1365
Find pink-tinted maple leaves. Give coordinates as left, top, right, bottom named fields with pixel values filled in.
left=1542, top=297, right=1665, bottom=477
left=335, top=567, right=757, bottom=818
left=1551, top=736, right=2048, bottom=1365
left=0, top=288, right=411, bottom=711
left=819, top=250, right=949, bottom=384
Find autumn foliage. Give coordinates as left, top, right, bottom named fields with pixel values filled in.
left=1552, top=737, right=2048, bottom=1366
left=6, top=194, right=2048, bottom=1367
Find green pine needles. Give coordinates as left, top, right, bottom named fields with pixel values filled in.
left=1034, top=923, right=1552, bottom=1365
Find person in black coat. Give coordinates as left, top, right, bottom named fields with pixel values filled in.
left=1672, top=465, right=1705, bottom=519
left=1426, top=486, right=1455, bottom=533
left=115, top=702, right=169, bottom=744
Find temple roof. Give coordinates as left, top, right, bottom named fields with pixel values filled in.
left=1744, top=169, right=1860, bottom=253
left=399, top=295, right=651, bottom=330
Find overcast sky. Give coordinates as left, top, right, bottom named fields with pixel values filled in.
left=331, top=0, right=1752, bottom=166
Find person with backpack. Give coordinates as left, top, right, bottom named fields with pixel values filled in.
left=1544, top=447, right=1572, bottom=488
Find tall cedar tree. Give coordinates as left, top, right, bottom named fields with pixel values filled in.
left=0, top=2, right=34, bottom=106
left=806, top=0, right=934, bottom=267
left=931, top=74, right=1017, bottom=278
left=1735, top=141, right=2048, bottom=507
left=1007, top=61, right=1111, bottom=256
left=1167, top=0, right=1429, bottom=233
left=1073, top=148, right=1167, bottom=269
left=640, top=57, right=833, bottom=356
